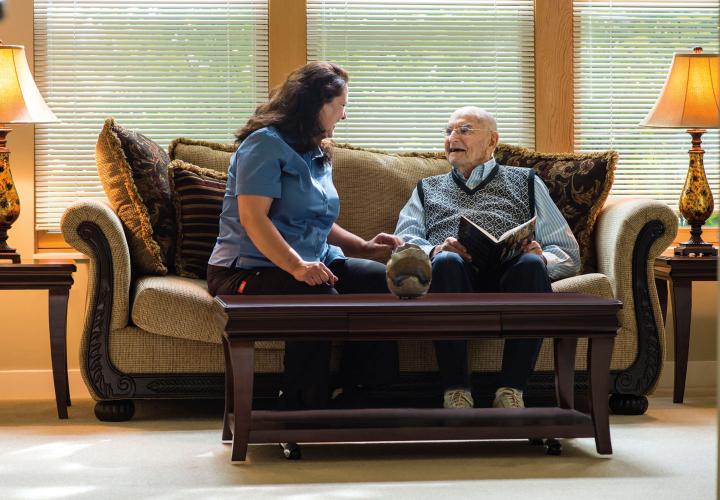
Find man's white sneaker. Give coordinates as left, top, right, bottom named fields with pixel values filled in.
left=443, top=389, right=474, bottom=409
left=492, top=387, right=525, bottom=409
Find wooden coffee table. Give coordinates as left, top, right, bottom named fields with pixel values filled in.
left=216, top=293, right=621, bottom=461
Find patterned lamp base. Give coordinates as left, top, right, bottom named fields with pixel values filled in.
left=0, top=127, right=21, bottom=264
left=675, top=130, right=717, bottom=257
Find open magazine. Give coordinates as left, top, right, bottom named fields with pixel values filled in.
left=457, top=215, right=537, bottom=267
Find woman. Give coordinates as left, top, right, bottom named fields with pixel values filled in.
left=207, top=62, right=402, bottom=410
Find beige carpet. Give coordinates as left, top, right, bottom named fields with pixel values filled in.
left=0, top=394, right=715, bottom=500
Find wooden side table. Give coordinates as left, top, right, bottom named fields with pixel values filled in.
left=654, top=252, right=718, bottom=403
left=0, top=261, right=76, bottom=418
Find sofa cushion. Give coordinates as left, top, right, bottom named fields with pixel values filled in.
left=95, top=117, right=175, bottom=275
left=132, top=275, right=227, bottom=343
left=168, top=137, right=234, bottom=174
left=130, top=275, right=283, bottom=349
left=168, top=160, right=227, bottom=279
left=550, top=272, right=613, bottom=298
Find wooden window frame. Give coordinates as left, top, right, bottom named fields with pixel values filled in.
left=42, top=0, right=707, bottom=250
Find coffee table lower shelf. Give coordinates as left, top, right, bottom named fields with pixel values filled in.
left=226, top=407, right=596, bottom=447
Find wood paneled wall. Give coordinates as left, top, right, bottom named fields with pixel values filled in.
left=534, top=0, right=574, bottom=152
left=268, top=0, right=307, bottom=90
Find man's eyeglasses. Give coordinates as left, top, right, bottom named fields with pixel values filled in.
left=443, top=124, right=480, bottom=137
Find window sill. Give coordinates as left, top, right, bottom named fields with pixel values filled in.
left=33, top=252, right=89, bottom=262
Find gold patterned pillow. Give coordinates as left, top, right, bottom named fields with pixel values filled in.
left=494, top=144, right=617, bottom=272
left=95, top=118, right=175, bottom=275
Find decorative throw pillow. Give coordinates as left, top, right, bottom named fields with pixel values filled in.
left=95, top=117, right=175, bottom=275
left=168, top=137, right=235, bottom=174
left=168, top=160, right=227, bottom=279
left=494, top=144, right=617, bottom=272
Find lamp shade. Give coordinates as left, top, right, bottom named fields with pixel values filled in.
left=0, top=44, right=58, bottom=124
left=640, top=48, right=720, bottom=129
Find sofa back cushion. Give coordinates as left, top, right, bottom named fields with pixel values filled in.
left=168, top=138, right=234, bottom=174
left=165, top=137, right=616, bottom=273
left=168, top=160, right=227, bottom=279
left=96, top=117, right=175, bottom=275
left=332, top=143, right=616, bottom=272
left=331, top=144, right=450, bottom=242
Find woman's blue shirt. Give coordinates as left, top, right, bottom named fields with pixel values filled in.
left=208, top=126, right=345, bottom=269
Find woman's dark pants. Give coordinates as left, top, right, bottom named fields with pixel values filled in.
left=207, top=258, right=397, bottom=409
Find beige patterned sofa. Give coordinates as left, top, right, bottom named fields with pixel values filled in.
left=61, top=138, right=677, bottom=421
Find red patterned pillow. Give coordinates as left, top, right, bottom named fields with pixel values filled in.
left=168, top=160, right=227, bottom=279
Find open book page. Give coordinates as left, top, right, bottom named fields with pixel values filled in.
left=457, top=215, right=537, bottom=267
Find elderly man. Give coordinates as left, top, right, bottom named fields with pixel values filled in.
left=394, top=106, right=581, bottom=409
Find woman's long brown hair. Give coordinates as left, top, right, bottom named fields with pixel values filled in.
left=235, top=62, right=348, bottom=153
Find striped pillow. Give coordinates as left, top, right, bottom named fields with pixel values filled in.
left=168, top=160, right=227, bottom=279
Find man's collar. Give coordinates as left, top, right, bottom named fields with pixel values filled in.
left=452, top=157, right=497, bottom=183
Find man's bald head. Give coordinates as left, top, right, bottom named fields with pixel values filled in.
left=444, top=107, right=499, bottom=177
left=449, top=106, right=497, bottom=132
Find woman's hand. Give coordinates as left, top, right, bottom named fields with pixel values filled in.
left=290, top=261, right=339, bottom=286
left=362, top=233, right=404, bottom=261
left=432, top=237, right=472, bottom=262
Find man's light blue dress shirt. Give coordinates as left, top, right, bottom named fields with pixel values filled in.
left=394, top=157, right=581, bottom=280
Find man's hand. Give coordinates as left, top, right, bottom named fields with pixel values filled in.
left=362, top=233, right=404, bottom=261
left=290, top=261, right=338, bottom=286
left=520, top=240, right=542, bottom=255
left=432, top=237, right=472, bottom=262
left=520, top=240, right=547, bottom=264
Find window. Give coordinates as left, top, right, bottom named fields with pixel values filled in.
left=33, top=0, right=268, bottom=231
left=307, top=0, right=535, bottom=151
left=574, top=0, right=719, bottom=210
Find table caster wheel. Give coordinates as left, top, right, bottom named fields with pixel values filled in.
left=528, top=438, right=544, bottom=446
left=280, top=442, right=302, bottom=460
left=544, top=438, right=562, bottom=456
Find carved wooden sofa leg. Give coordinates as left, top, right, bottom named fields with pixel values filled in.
left=94, top=400, right=135, bottom=422
left=609, top=394, right=648, bottom=415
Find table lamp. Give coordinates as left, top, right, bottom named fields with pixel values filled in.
left=0, top=42, right=58, bottom=263
left=640, top=47, right=719, bottom=256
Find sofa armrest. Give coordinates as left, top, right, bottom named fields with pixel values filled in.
left=61, top=199, right=132, bottom=331
left=593, top=196, right=677, bottom=396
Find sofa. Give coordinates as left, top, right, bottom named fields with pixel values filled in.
left=61, top=120, right=677, bottom=421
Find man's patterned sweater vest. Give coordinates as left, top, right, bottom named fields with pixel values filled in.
left=418, top=165, right=536, bottom=246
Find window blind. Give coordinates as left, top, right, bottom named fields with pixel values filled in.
left=573, top=0, right=719, bottom=210
left=307, top=0, right=535, bottom=152
left=33, top=0, right=268, bottom=231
